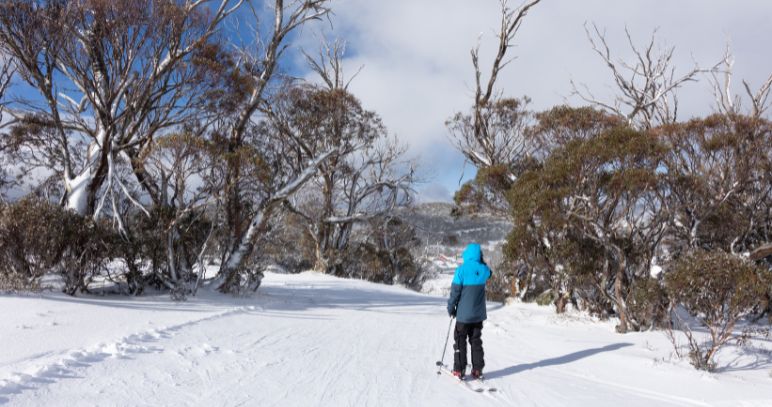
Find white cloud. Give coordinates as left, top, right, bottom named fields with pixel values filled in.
left=297, top=0, right=772, bottom=202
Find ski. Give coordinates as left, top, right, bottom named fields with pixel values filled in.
left=468, top=376, right=497, bottom=393
left=435, top=364, right=497, bottom=393
left=437, top=366, right=484, bottom=393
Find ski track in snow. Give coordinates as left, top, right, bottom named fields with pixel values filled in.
left=0, top=307, right=248, bottom=404
left=2, top=272, right=772, bottom=406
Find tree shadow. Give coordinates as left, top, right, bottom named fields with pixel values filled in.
left=3, top=273, right=514, bottom=328
left=484, top=343, right=634, bottom=380
left=8, top=276, right=449, bottom=316
left=714, top=343, right=772, bottom=373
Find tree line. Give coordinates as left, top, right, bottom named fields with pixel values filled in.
left=449, top=0, right=771, bottom=370
left=0, top=0, right=420, bottom=298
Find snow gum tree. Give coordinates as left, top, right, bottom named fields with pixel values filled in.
left=657, top=115, right=772, bottom=257
left=0, top=57, right=15, bottom=198
left=269, top=45, right=416, bottom=275
left=448, top=97, right=535, bottom=217
left=0, top=0, right=240, bottom=217
left=202, top=0, right=333, bottom=294
left=129, top=132, right=215, bottom=298
left=504, top=106, right=625, bottom=306
left=656, top=113, right=772, bottom=320
left=507, top=118, right=668, bottom=332
left=447, top=0, right=542, bottom=217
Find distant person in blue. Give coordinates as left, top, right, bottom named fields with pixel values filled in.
left=447, top=243, right=491, bottom=380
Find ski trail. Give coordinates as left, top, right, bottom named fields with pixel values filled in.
left=0, top=306, right=249, bottom=403
left=3, top=275, right=509, bottom=407
left=3, top=272, right=771, bottom=406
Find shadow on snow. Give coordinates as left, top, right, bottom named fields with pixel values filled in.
left=484, top=343, right=634, bottom=380
left=4, top=276, right=454, bottom=317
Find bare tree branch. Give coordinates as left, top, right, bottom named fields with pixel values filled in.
left=0, top=0, right=242, bottom=216
left=477, top=0, right=543, bottom=107
left=573, top=22, right=712, bottom=129
left=303, top=39, right=363, bottom=92
left=0, top=55, right=13, bottom=126
left=710, top=46, right=772, bottom=120
left=743, top=74, right=772, bottom=119
left=450, top=0, right=542, bottom=180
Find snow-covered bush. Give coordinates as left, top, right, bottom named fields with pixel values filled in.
left=112, top=206, right=214, bottom=298
left=665, top=250, right=771, bottom=371
left=0, top=198, right=114, bottom=294
left=329, top=217, right=426, bottom=289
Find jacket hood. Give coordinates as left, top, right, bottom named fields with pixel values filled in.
left=462, top=243, right=483, bottom=263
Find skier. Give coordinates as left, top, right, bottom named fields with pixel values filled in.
left=447, top=243, right=491, bottom=380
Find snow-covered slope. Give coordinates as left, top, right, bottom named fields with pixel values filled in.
left=2, top=272, right=771, bottom=406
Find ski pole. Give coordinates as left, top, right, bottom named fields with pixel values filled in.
left=436, top=316, right=454, bottom=373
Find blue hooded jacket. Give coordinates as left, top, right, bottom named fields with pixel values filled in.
left=447, top=243, right=491, bottom=323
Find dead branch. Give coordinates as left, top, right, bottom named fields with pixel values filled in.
left=450, top=0, right=542, bottom=179
left=573, top=23, right=710, bottom=129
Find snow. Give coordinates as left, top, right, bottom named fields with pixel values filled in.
left=431, top=255, right=462, bottom=270
left=422, top=271, right=455, bottom=297
left=650, top=264, right=664, bottom=278
left=2, top=272, right=772, bottom=406
left=64, top=170, right=93, bottom=215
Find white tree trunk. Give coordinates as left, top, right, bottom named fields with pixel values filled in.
left=64, top=127, right=108, bottom=216
left=64, top=170, right=95, bottom=215
left=218, top=150, right=338, bottom=292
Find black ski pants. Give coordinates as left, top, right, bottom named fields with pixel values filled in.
left=453, top=321, right=484, bottom=372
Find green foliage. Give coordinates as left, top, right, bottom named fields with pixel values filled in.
left=498, top=105, right=770, bottom=332
left=532, top=106, right=625, bottom=140
left=535, top=290, right=557, bottom=306
left=116, top=205, right=213, bottom=296
left=453, top=163, right=530, bottom=217
left=331, top=217, right=426, bottom=289
left=0, top=197, right=213, bottom=297
left=505, top=108, right=667, bottom=329
left=261, top=212, right=316, bottom=273
left=627, top=277, right=669, bottom=330
left=657, top=115, right=772, bottom=255
left=665, top=250, right=771, bottom=370
left=667, top=251, right=768, bottom=328
left=0, top=197, right=114, bottom=294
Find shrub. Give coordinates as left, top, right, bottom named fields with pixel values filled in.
left=114, top=206, right=214, bottom=298
left=330, top=217, right=427, bottom=290
left=627, top=277, right=669, bottom=330
left=534, top=290, right=557, bottom=307
left=665, top=250, right=771, bottom=371
left=260, top=212, right=315, bottom=273
left=333, top=242, right=392, bottom=283
left=0, top=197, right=113, bottom=294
